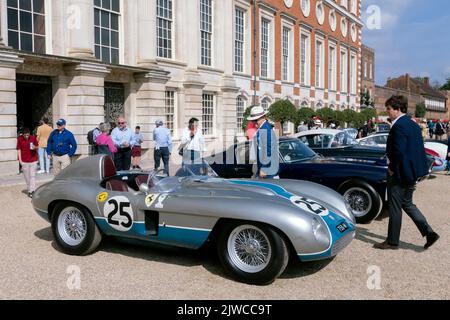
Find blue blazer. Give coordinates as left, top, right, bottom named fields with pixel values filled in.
left=386, top=116, right=428, bottom=184
left=254, top=121, right=279, bottom=176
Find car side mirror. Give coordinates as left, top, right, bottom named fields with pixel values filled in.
left=139, top=183, right=150, bottom=194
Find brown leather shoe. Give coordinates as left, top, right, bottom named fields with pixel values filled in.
left=373, top=241, right=399, bottom=250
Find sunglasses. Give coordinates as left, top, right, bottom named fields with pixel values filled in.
left=118, top=122, right=125, bottom=124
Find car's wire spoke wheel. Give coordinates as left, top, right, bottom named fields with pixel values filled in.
left=344, top=187, right=372, bottom=217
left=227, top=225, right=272, bottom=273
left=57, top=207, right=87, bottom=246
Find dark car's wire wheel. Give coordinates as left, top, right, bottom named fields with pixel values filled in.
left=339, top=180, right=382, bottom=224
left=218, top=222, right=289, bottom=285
left=343, top=187, right=372, bottom=218
left=51, top=202, right=102, bottom=256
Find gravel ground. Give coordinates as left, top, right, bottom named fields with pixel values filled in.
left=0, top=173, right=449, bottom=300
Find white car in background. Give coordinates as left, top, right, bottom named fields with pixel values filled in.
left=424, top=141, right=448, bottom=160
left=357, top=133, right=389, bottom=148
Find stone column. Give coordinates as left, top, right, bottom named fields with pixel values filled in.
left=136, top=0, right=157, bottom=67
left=0, top=50, right=24, bottom=176
left=67, top=0, right=95, bottom=58
left=63, top=62, right=110, bottom=157
left=134, top=66, right=170, bottom=159
left=219, top=76, right=240, bottom=149
left=0, top=0, right=6, bottom=46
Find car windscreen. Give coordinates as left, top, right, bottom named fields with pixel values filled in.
left=175, top=162, right=219, bottom=178
left=279, top=140, right=317, bottom=163
left=298, top=134, right=334, bottom=148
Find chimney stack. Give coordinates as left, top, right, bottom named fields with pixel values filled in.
left=424, top=77, right=430, bottom=86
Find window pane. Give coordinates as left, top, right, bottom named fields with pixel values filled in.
left=101, top=11, right=109, bottom=28
left=7, top=0, right=18, bottom=8
left=95, top=45, right=101, bottom=59
left=8, top=30, right=19, bottom=49
left=101, top=28, right=110, bottom=46
left=111, top=49, right=119, bottom=64
left=33, top=35, right=45, bottom=53
left=95, top=27, right=100, bottom=44
left=111, top=0, right=120, bottom=12
left=102, top=46, right=110, bottom=63
left=94, top=0, right=101, bottom=7
left=111, top=14, right=118, bottom=30
left=102, top=0, right=110, bottom=10
left=94, top=9, right=100, bottom=26
left=33, top=13, right=45, bottom=35
left=19, top=0, right=31, bottom=11
left=33, top=0, right=44, bottom=14
left=111, top=31, right=119, bottom=48
left=7, top=8, right=18, bottom=30
left=20, top=32, right=33, bottom=51
left=20, top=11, right=32, bottom=33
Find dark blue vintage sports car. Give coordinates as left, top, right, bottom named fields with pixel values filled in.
left=208, top=138, right=388, bottom=224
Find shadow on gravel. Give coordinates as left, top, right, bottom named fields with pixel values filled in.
left=356, top=227, right=425, bottom=253
left=280, top=258, right=334, bottom=279
left=34, top=227, right=332, bottom=283
left=34, top=227, right=53, bottom=242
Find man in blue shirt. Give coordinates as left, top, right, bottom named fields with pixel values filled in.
left=111, top=117, right=133, bottom=171
left=153, top=120, right=173, bottom=175
left=46, top=119, right=77, bottom=176
left=247, top=106, right=279, bottom=179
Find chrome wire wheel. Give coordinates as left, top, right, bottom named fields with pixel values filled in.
left=57, top=207, right=87, bottom=246
left=343, top=187, right=372, bottom=218
left=227, top=225, right=272, bottom=273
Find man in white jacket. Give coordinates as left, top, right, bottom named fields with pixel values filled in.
left=180, top=118, right=206, bottom=165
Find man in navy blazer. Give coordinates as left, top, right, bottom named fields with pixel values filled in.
left=374, top=95, right=439, bottom=250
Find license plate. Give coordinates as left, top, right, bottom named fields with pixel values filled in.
left=336, top=222, right=348, bottom=233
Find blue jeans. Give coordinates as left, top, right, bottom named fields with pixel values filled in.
left=38, top=147, right=50, bottom=172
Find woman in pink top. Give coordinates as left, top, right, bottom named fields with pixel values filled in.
left=246, top=121, right=257, bottom=140
left=95, top=123, right=117, bottom=155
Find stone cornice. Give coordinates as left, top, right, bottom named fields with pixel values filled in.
left=63, top=62, right=111, bottom=78
left=0, top=50, right=24, bottom=68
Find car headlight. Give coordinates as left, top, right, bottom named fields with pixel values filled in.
left=345, top=202, right=356, bottom=224
left=311, top=217, right=330, bottom=245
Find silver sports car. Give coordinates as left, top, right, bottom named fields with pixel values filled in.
left=32, top=155, right=356, bottom=285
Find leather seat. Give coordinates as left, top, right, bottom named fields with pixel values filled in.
left=135, top=175, right=149, bottom=188
left=106, top=179, right=131, bottom=192
left=102, top=155, right=132, bottom=192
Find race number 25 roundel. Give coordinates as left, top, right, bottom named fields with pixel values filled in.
left=290, top=196, right=329, bottom=216
left=103, top=196, right=134, bottom=232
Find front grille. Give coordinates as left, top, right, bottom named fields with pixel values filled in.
left=331, top=231, right=355, bottom=256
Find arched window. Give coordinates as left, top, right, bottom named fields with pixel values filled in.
left=261, top=97, right=272, bottom=112
left=236, top=96, right=246, bottom=132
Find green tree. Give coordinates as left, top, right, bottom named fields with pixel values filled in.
left=440, top=77, right=450, bottom=90
left=296, top=107, right=316, bottom=125
left=340, top=109, right=357, bottom=126
left=360, top=108, right=377, bottom=122
left=316, top=107, right=337, bottom=124
left=415, top=102, right=426, bottom=118
left=268, top=100, right=297, bottom=129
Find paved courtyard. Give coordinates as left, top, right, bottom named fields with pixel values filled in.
left=0, top=172, right=449, bottom=300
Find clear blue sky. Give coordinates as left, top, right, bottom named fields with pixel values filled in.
left=361, top=0, right=450, bottom=86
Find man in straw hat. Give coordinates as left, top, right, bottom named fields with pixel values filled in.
left=247, top=106, right=279, bottom=179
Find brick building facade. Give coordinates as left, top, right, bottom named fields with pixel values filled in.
left=361, top=44, right=375, bottom=98
left=374, top=74, right=449, bottom=119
